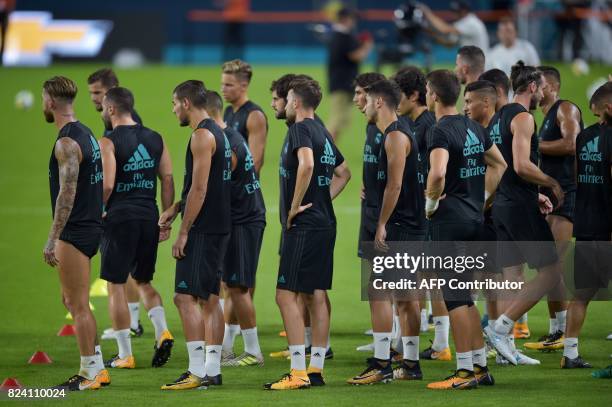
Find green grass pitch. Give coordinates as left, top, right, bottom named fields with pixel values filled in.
left=0, top=63, right=610, bottom=406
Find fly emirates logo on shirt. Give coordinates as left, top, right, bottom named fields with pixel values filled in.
left=579, top=136, right=604, bottom=184
left=461, top=129, right=486, bottom=179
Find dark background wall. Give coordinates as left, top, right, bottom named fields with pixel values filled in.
left=13, top=0, right=496, bottom=63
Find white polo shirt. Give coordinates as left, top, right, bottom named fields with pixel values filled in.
left=486, top=39, right=541, bottom=76
left=453, top=13, right=490, bottom=52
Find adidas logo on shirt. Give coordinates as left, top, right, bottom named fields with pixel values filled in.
left=124, top=144, right=155, bottom=171
left=89, top=135, right=101, bottom=161
left=320, top=139, right=336, bottom=165
left=580, top=136, right=602, bottom=162
left=463, top=129, right=484, bottom=156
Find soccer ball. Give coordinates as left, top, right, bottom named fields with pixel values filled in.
left=571, top=58, right=590, bottom=76
left=586, top=77, right=608, bottom=102
left=15, top=90, right=34, bottom=110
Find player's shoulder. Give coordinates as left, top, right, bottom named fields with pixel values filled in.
left=578, top=122, right=601, bottom=139
left=504, top=103, right=530, bottom=122
left=245, top=100, right=264, bottom=113
left=139, top=124, right=164, bottom=143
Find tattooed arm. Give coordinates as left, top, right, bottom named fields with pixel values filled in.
left=43, top=138, right=81, bottom=267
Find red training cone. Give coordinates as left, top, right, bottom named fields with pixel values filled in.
left=57, top=324, right=76, bottom=336
left=0, top=378, right=23, bottom=391
left=28, top=351, right=53, bottom=364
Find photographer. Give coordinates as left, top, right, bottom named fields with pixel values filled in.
left=418, top=0, right=489, bottom=53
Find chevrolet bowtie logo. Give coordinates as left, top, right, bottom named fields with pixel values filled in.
left=3, top=11, right=112, bottom=66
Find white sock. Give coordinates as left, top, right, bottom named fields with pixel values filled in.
left=222, top=324, right=240, bottom=353
left=205, top=345, right=222, bottom=377
left=219, top=299, right=225, bottom=313
left=242, top=327, right=261, bottom=356
left=115, top=329, right=132, bottom=359
left=128, top=302, right=140, bottom=331
left=555, top=311, right=567, bottom=333
left=456, top=351, right=473, bottom=372
left=563, top=337, right=578, bottom=359
left=289, top=344, right=306, bottom=371
left=432, top=316, right=450, bottom=351
left=373, top=332, right=391, bottom=360
left=472, top=346, right=486, bottom=367
left=186, top=341, right=206, bottom=378
left=309, top=346, right=326, bottom=370
left=305, top=326, right=312, bottom=348
left=79, top=355, right=99, bottom=380
left=402, top=336, right=419, bottom=361
left=494, top=314, right=514, bottom=335
left=427, top=301, right=432, bottom=318
left=147, top=306, right=168, bottom=342
left=517, top=313, right=528, bottom=324
left=549, top=318, right=557, bottom=334
left=94, top=345, right=104, bottom=371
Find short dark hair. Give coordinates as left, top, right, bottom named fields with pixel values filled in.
left=590, top=81, right=612, bottom=109
left=270, top=74, right=314, bottom=100
left=43, top=76, right=78, bottom=102
left=354, top=72, right=386, bottom=89
left=365, top=79, right=402, bottom=109
left=510, top=60, right=542, bottom=93
left=464, top=80, right=498, bottom=103
left=87, top=68, right=119, bottom=88
left=173, top=80, right=207, bottom=108
left=104, top=87, right=134, bottom=114
left=538, top=65, right=561, bottom=88
left=289, top=78, right=322, bottom=109
left=426, top=70, right=461, bottom=107
left=457, top=46, right=485, bottom=73
left=393, top=66, right=426, bottom=106
left=479, top=69, right=510, bottom=96
left=204, top=90, right=223, bottom=116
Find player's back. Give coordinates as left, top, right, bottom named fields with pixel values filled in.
left=49, top=121, right=103, bottom=228
left=104, top=124, right=163, bottom=223
left=493, top=103, right=539, bottom=206
left=428, top=114, right=490, bottom=224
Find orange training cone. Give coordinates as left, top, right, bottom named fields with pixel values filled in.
left=28, top=351, right=53, bottom=364
left=57, top=324, right=76, bottom=336
left=0, top=378, right=23, bottom=391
